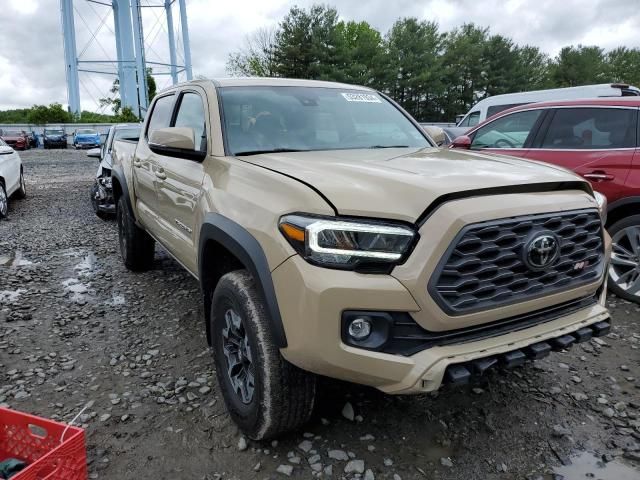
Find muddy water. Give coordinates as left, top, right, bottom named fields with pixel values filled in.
left=552, top=452, right=638, bottom=480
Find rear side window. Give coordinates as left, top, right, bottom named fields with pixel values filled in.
left=146, top=94, right=175, bottom=139
left=472, top=110, right=543, bottom=149
left=173, top=92, right=207, bottom=152
left=541, top=108, right=637, bottom=149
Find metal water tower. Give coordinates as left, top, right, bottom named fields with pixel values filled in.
left=60, top=0, right=193, bottom=118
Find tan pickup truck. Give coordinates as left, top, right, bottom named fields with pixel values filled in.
left=111, top=78, right=612, bottom=439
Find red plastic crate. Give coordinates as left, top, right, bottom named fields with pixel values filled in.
left=0, top=407, right=87, bottom=480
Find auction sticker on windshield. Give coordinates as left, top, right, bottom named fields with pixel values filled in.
left=341, top=92, right=382, bottom=103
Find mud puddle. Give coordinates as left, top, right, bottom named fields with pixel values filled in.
left=552, top=452, right=638, bottom=480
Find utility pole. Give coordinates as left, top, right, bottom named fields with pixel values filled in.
left=60, top=0, right=81, bottom=115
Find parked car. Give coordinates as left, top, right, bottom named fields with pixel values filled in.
left=73, top=128, right=101, bottom=149
left=0, top=130, right=29, bottom=150
left=456, top=83, right=640, bottom=128
left=0, top=138, right=26, bottom=218
left=88, top=123, right=140, bottom=218
left=450, top=97, right=640, bottom=302
left=110, top=78, right=611, bottom=440
left=43, top=128, right=67, bottom=149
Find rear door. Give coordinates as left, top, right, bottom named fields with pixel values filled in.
left=133, top=93, right=176, bottom=234
left=152, top=88, right=208, bottom=273
left=469, top=108, right=546, bottom=158
left=527, top=106, right=638, bottom=204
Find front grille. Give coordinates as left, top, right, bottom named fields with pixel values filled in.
left=429, top=209, right=604, bottom=315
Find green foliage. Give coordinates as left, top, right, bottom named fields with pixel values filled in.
left=115, top=107, right=139, bottom=123
left=27, top=103, right=72, bottom=124
left=550, top=45, right=607, bottom=86
left=226, top=4, right=640, bottom=122
left=0, top=109, right=32, bottom=123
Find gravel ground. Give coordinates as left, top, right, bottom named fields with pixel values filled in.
left=1, top=148, right=639, bottom=480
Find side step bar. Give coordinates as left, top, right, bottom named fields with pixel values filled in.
left=444, top=319, right=611, bottom=385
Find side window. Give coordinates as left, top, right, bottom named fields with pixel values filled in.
left=471, top=110, right=543, bottom=149
left=146, top=94, right=175, bottom=139
left=541, top=108, right=637, bottom=149
left=459, top=111, right=480, bottom=127
left=173, top=92, right=207, bottom=152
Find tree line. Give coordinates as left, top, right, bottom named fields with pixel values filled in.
left=227, top=5, right=640, bottom=122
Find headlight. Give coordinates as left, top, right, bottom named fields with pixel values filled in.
left=279, top=214, right=417, bottom=271
left=594, top=191, right=607, bottom=223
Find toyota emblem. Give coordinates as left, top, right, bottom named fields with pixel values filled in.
left=525, top=232, right=560, bottom=270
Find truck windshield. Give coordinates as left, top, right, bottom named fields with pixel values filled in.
left=219, top=86, right=430, bottom=155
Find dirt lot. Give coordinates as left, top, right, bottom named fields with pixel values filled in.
left=1, top=149, right=639, bottom=480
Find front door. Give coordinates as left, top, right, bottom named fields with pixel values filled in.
left=525, top=107, right=638, bottom=204
left=469, top=109, right=545, bottom=158
left=0, top=141, right=21, bottom=194
left=153, top=89, right=208, bottom=274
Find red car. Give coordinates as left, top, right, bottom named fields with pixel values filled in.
left=450, top=97, right=640, bottom=303
left=0, top=130, right=29, bottom=150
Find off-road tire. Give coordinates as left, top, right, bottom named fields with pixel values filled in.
left=211, top=270, right=317, bottom=440
left=116, top=195, right=155, bottom=271
left=14, top=170, right=26, bottom=199
left=608, top=214, right=640, bottom=303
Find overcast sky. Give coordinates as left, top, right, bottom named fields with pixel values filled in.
left=0, top=0, right=638, bottom=112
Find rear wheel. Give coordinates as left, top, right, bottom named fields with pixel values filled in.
left=116, top=195, right=155, bottom=271
left=211, top=270, right=317, bottom=440
left=608, top=214, right=640, bottom=303
left=0, top=183, right=7, bottom=218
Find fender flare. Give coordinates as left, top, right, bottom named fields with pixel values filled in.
left=199, top=213, right=287, bottom=348
left=111, top=164, right=135, bottom=219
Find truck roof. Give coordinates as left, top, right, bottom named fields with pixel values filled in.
left=159, top=77, right=374, bottom=93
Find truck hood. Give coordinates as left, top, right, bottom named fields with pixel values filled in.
left=239, top=147, right=588, bottom=222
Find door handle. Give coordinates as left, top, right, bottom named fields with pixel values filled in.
left=155, top=168, right=167, bottom=180
left=133, top=159, right=142, bottom=168
left=583, top=172, right=614, bottom=182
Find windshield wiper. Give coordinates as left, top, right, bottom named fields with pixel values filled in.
left=368, top=145, right=410, bottom=149
left=234, top=148, right=309, bottom=156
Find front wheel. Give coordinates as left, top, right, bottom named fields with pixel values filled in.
left=0, top=183, right=7, bottom=218
left=116, top=195, right=155, bottom=271
left=608, top=214, right=640, bottom=303
left=14, top=170, right=26, bottom=199
left=211, top=270, right=317, bottom=440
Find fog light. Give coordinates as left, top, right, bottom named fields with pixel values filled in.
left=347, top=317, right=372, bottom=340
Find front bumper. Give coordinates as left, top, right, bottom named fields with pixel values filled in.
left=273, top=255, right=609, bottom=394
left=272, top=190, right=611, bottom=394
left=45, top=140, right=67, bottom=147
left=75, top=142, right=100, bottom=149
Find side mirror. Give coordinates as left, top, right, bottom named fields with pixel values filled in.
left=87, top=148, right=101, bottom=159
left=0, top=145, right=14, bottom=155
left=148, top=127, right=205, bottom=161
left=422, top=125, right=445, bottom=147
left=450, top=135, right=472, bottom=149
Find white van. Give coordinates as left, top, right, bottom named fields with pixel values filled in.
left=456, top=83, right=640, bottom=128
